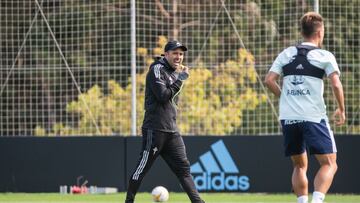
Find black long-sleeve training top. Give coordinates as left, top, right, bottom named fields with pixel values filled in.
left=142, top=57, right=184, bottom=132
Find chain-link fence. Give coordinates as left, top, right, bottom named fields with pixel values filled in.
left=1, top=0, right=359, bottom=136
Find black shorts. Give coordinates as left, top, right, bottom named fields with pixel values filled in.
left=281, top=119, right=337, bottom=157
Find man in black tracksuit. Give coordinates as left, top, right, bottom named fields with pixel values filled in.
left=125, top=41, right=205, bottom=203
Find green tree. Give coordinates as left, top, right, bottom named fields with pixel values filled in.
left=35, top=36, right=266, bottom=136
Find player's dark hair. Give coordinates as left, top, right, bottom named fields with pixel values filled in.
left=300, top=12, right=324, bottom=38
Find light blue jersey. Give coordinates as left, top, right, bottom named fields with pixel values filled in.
left=269, top=42, right=340, bottom=123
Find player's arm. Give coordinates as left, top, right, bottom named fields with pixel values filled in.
left=148, top=66, right=183, bottom=103
left=329, top=72, right=346, bottom=125
left=265, top=48, right=287, bottom=97
left=326, top=52, right=346, bottom=126
left=264, top=71, right=281, bottom=97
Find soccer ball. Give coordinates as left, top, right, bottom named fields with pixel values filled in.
left=151, top=186, right=169, bottom=202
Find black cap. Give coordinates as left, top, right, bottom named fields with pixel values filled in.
left=164, top=40, right=188, bottom=52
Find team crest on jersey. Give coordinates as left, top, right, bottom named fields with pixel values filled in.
left=290, top=75, right=304, bottom=85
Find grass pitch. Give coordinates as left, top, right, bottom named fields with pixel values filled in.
left=0, top=193, right=359, bottom=203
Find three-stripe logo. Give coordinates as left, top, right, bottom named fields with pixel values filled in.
left=190, top=140, right=250, bottom=191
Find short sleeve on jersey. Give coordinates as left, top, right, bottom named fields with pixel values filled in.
left=269, top=47, right=297, bottom=75
left=324, top=52, right=340, bottom=77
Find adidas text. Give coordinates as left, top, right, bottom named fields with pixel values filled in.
left=193, top=172, right=250, bottom=191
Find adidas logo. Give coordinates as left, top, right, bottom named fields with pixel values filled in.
left=190, top=140, right=250, bottom=191
left=296, top=64, right=304, bottom=69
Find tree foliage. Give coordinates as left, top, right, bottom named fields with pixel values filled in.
left=1, top=1, right=358, bottom=136
left=36, top=36, right=266, bottom=136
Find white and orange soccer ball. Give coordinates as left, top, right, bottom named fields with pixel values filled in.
left=151, top=186, right=169, bottom=202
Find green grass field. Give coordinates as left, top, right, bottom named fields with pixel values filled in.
left=0, top=193, right=359, bottom=203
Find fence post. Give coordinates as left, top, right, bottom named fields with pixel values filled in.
left=130, top=0, right=137, bottom=136
left=314, top=0, right=319, bottom=13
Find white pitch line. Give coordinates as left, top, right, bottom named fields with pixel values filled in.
left=0, top=201, right=273, bottom=203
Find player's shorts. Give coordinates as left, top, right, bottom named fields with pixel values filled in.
left=280, top=119, right=337, bottom=157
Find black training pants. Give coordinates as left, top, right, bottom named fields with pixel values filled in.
left=125, top=128, right=203, bottom=203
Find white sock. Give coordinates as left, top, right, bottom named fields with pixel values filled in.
left=311, top=191, right=325, bottom=203
left=297, top=195, right=308, bottom=203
